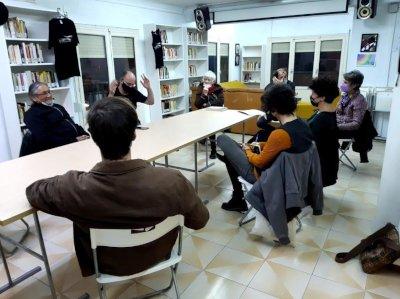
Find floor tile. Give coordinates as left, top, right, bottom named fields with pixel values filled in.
left=338, top=200, right=377, bottom=221
left=314, top=251, right=367, bottom=290
left=191, top=218, right=238, bottom=246
left=226, top=227, right=273, bottom=259
left=240, top=287, right=278, bottom=299
left=323, top=230, right=364, bottom=254
left=181, top=235, right=224, bottom=269
left=343, top=190, right=378, bottom=206
left=0, top=276, right=58, bottom=299
left=206, top=247, right=263, bottom=285
left=303, top=275, right=364, bottom=299
left=365, top=269, right=400, bottom=298
left=302, top=211, right=336, bottom=230
left=266, top=243, right=321, bottom=274
left=249, top=261, right=310, bottom=299
left=295, top=224, right=330, bottom=249
left=181, top=271, right=246, bottom=299
left=331, top=214, right=372, bottom=237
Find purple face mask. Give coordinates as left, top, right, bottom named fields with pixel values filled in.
left=340, top=82, right=350, bottom=93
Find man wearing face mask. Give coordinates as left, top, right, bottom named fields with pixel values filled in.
left=265, top=68, right=296, bottom=93
left=108, top=70, right=154, bottom=109
left=308, top=77, right=340, bottom=187
left=24, top=82, right=89, bottom=154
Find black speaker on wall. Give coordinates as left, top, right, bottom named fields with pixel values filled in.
left=357, top=0, right=377, bottom=19
left=194, top=6, right=211, bottom=31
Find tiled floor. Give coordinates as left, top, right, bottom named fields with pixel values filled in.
left=1, top=136, right=398, bottom=299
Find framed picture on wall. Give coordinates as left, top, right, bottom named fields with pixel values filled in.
left=360, top=34, right=378, bottom=52
left=235, top=43, right=240, bottom=66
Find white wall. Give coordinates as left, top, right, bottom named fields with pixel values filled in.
left=0, top=94, right=11, bottom=162
left=347, top=2, right=400, bottom=87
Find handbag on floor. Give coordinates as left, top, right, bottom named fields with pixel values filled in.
left=335, top=223, right=400, bottom=274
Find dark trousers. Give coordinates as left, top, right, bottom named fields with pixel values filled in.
left=338, top=130, right=368, bottom=162
left=210, top=134, right=216, bottom=152
left=217, top=135, right=257, bottom=200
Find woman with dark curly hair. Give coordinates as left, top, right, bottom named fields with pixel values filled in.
left=217, top=84, right=314, bottom=212
left=308, top=77, right=340, bottom=187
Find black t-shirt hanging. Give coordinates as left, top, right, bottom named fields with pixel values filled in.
left=49, top=18, right=80, bottom=80
left=152, top=29, right=164, bottom=69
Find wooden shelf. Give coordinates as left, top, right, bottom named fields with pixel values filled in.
left=15, top=86, right=69, bottom=95
left=5, top=38, right=48, bottom=42
left=188, top=58, right=208, bottom=61
left=161, top=94, right=184, bottom=101
left=10, top=63, right=54, bottom=67
left=162, top=108, right=185, bottom=116
left=164, top=59, right=183, bottom=62
left=242, top=70, right=261, bottom=72
left=188, top=44, right=207, bottom=47
left=6, top=4, right=57, bottom=15
left=163, top=43, right=182, bottom=47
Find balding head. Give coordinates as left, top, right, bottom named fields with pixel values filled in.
left=121, top=71, right=136, bottom=87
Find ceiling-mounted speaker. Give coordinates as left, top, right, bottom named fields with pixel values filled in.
left=357, top=0, right=377, bottom=19
left=194, top=6, right=211, bottom=32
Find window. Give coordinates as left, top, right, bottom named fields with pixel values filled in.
left=270, top=42, right=290, bottom=81
left=208, top=42, right=217, bottom=75
left=293, top=41, right=315, bottom=86
left=267, top=35, right=347, bottom=88
left=78, top=34, right=109, bottom=107
left=112, top=36, right=136, bottom=80
left=219, top=43, right=229, bottom=83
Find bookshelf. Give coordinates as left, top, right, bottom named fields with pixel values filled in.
left=241, top=45, right=266, bottom=89
left=144, top=24, right=186, bottom=120
left=185, top=27, right=208, bottom=111
left=0, top=3, right=77, bottom=159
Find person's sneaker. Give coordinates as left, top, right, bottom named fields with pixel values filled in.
left=209, top=151, right=217, bottom=159
left=221, top=199, right=248, bottom=212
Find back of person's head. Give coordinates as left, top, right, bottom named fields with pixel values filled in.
left=309, top=77, right=339, bottom=104
left=261, top=84, right=297, bottom=115
left=343, top=70, right=364, bottom=89
left=87, top=97, right=138, bottom=160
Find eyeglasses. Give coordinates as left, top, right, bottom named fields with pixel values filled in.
left=34, top=91, right=52, bottom=96
left=123, top=81, right=136, bottom=88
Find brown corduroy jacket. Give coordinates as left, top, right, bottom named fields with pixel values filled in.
left=26, top=159, right=209, bottom=277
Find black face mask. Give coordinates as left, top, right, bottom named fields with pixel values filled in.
left=310, top=96, right=319, bottom=107
left=266, top=111, right=278, bottom=122
left=122, top=82, right=137, bottom=95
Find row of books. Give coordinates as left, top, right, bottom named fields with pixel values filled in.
left=187, top=31, right=204, bottom=45
left=159, top=66, right=170, bottom=79
left=4, top=17, right=28, bottom=38
left=188, top=65, right=197, bottom=77
left=12, top=71, right=59, bottom=92
left=160, top=84, right=178, bottom=98
left=243, top=61, right=261, bottom=71
left=17, top=102, right=28, bottom=125
left=188, top=48, right=198, bottom=59
left=8, top=43, right=45, bottom=65
left=163, top=47, right=178, bottom=59
left=159, top=30, right=168, bottom=44
left=162, top=99, right=178, bottom=113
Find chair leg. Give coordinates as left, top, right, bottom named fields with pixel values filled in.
left=339, top=143, right=357, bottom=171
left=295, top=217, right=302, bottom=233
left=239, top=207, right=255, bottom=227
left=97, top=283, right=106, bottom=299
left=171, top=266, right=180, bottom=299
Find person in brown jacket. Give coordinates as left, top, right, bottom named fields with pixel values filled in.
left=26, top=97, right=209, bottom=277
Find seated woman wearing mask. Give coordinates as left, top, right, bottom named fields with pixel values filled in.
left=195, top=70, right=224, bottom=159
left=336, top=70, right=369, bottom=162
left=308, top=77, right=340, bottom=187
left=108, top=70, right=154, bottom=109
left=24, top=82, right=89, bottom=154
left=217, top=84, right=313, bottom=212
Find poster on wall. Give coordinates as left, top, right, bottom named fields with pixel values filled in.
left=357, top=53, right=376, bottom=67
left=235, top=43, right=240, bottom=66
left=360, top=34, right=378, bottom=52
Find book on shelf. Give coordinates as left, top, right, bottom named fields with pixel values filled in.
left=187, top=31, right=204, bottom=45
left=160, top=83, right=178, bottom=98
left=8, top=43, right=44, bottom=64
left=163, top=46, right=177, bottom=59
left=244, top=61, right=261, bottom=71
left=12, top=71, right=58, bottom=92
left=16, top=102, right=28, bottom=125
left=159, top=30, right=168, bottom=44
left=188, top=65, right=197, bottom=77
left=159, top=66, right=169, bottom=79
left=188, top=47, right=197, bottom=59
left=4, top=17, right=28, bottom=38
left=162, top=99, right=178, bottom=113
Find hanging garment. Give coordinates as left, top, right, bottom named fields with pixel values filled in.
left=49, top=17, right=80, bottom=80
left=152, top=29, right=164, bottom=69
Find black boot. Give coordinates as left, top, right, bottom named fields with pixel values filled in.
left=209, top=150, right=217, bottom=159
left=221, top=196, right=248, bottom=212
left=360, top=151, right=369, bottom=163
left=209, top=136, right=217, bottom=159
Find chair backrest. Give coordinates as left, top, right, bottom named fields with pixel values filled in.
left=19, top=129, right=38, bottom=157
left=90, top=215, right=184, bottom=250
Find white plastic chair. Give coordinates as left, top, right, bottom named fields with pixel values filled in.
left=339, top=138, right=357, bottom=171
left=89, top=215, right=184, bottom=299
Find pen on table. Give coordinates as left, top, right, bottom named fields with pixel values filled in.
left=238, top=110, right=249, bottom=115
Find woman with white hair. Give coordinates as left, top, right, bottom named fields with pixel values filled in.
left=195, top=70, right=224, bottom=159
